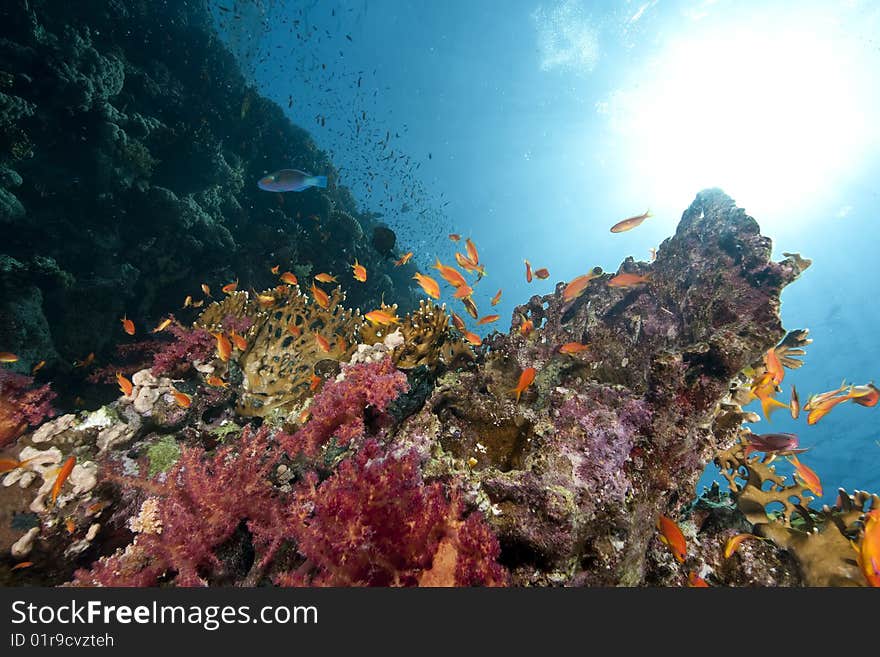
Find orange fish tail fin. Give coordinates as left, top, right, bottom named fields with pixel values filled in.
left=761, top=396, right=789, bottom=421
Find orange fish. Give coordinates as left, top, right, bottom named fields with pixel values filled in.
left=116, top=372, right=133, bottom=397
left=788, top=455, right=822, bottom=496
left=287, top=323, right=302, bottom=337
left=310, top=374, right=322, bottom=392
left=171, top=388, right=192, bottom=409
left=453, top=285, right=474, bottom=300
left=51, top=456, right=76, bottom=505
left=192, top=300, right=204, bottom=308
left=0, top=457, right=35, bottom=474
left=280, top=271, right=299, bottom=285
left=723, top=533, right=756, bottom=558
left=213, top=332, right=232, bottom=362
left=413, top=272, right=441, bottom=299
left=855, top=509, right=880, bottom=587
left=448, top=233, right=461, bottom=242
left=511, top=367, right=536, bottom=403
left=687, top=572, right=709, bottom=587
left=270, top=265, right=280, bottom=275
left=255, top=292, right=276, bottom=309
left=559, top=342, right=590, bottom=355
left=206, top=375, right=228, bottom=388
left=120, top=315, right=135, bottom=336
left=74, top=352, right=95, bottom=368
left=465, top=238, right=479, bottom=265
left=751, top=377, right=790, bottom=422
left=182, top=295, right=193, bottom=309
left=610, top=209, right=652, bottom=233
left=65, top=517, right=76, bottom=534
left=314, top=273, right=337, bottom=283
left=0, top=352, right=19, bottom=363
left=519, top=314, right=534, bottom=338
left=806, top=391, right=850, bottom=425
left=314, top=332, right=331, bottom=353
left=525, top=260, right=533, bottom=283
left=395, top=252, right=414, bottom=267
left=656, top=515, right=687, bottom=563
left=201, top=283, right=212, bottom=297
left=850, top=383, right=880, bottom=408
left=491, top=289, right=502, bottom=306
left=298, top=408, right=311, bottom=424
left=229, top=330, right=248, bottom=351
left=336, top=335, right=348, bottom=352
left=790, top=385, right=800, bottom=420
left=562, top=269, right=602, bottom=303
left=31, top=360, right=46, bottom=375
left=764, top=348, right=785, bottom=385
left=477, top=314, right=499, bottom=325
left=463, top=331, right=482, bottom=347
left=351, top=259, right=367, bottom=282
left=222, top=281, right=238, bottom=294
left=455, top=252, right=486, bottom=279
left=151, top=318, right=173, bottom=334
left=608, top=272, right=651, bottom=288
left=311, top=283, right=330, bottom=309
left=451, top=312, right=466, bottom=332
left=364, top=309, right=400, bottom=325
left=432, top=259, right=468, bottom=288
left=462, top=296, right=479, bottom=320
left=11, top=561, right=33, bottom=571
left=534, top=267, right=550, bottom=280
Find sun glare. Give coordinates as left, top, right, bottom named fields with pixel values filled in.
left=604, top=18, right=876, bottom=220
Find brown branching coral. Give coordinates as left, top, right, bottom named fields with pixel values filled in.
left=714, top=439, right=878, bottom=586
left=360, top=300, right=474, bottom=372
left=194, top=290, right=259, bottom=332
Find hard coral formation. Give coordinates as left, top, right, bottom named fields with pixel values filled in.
left=714, top=439, right=878, bottom=586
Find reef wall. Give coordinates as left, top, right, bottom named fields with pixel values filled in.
left=0, top=0, right=417, bottom=383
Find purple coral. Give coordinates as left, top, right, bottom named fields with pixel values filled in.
left=72, top=426, right=290, bottom=587
left=556, top=386, right=652, bottom=506
left=279, top=357, right=409, bottom=458
left=0, top=370, right=56, bottom=447
left=278, top=440, right=507, bottom=587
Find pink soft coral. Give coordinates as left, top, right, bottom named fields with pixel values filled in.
left=0, top=370, right=56, bottom=447
left=279, top=357, right=409, bottom=458
left=278, top=440, right=508, bottom=587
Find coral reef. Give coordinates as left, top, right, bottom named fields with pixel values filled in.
left=0, top=0, right=416, bottom=382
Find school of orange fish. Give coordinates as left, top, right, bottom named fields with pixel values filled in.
left=2, top=209, right=878, bottom=585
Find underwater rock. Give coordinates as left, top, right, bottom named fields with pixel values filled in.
left=395, top=189, right=809, bottom=585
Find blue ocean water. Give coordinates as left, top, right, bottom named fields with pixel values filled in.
left=212, top=0, right=880, bottom=501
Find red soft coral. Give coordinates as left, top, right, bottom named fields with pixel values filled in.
left=278, top=440, right=508, bottom=587
left=279, top=357, right=409, bottom=458
left=72, top=426, right=291, bottom=587
left=0, top=370, right=56, bottom=447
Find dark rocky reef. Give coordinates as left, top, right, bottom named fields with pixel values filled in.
left=395, top=189, right=810, bottom=585
left=0, top=0, right=417, bottom=382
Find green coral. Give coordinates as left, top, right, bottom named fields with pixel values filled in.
left=146, top=436, right=181, bottom=477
